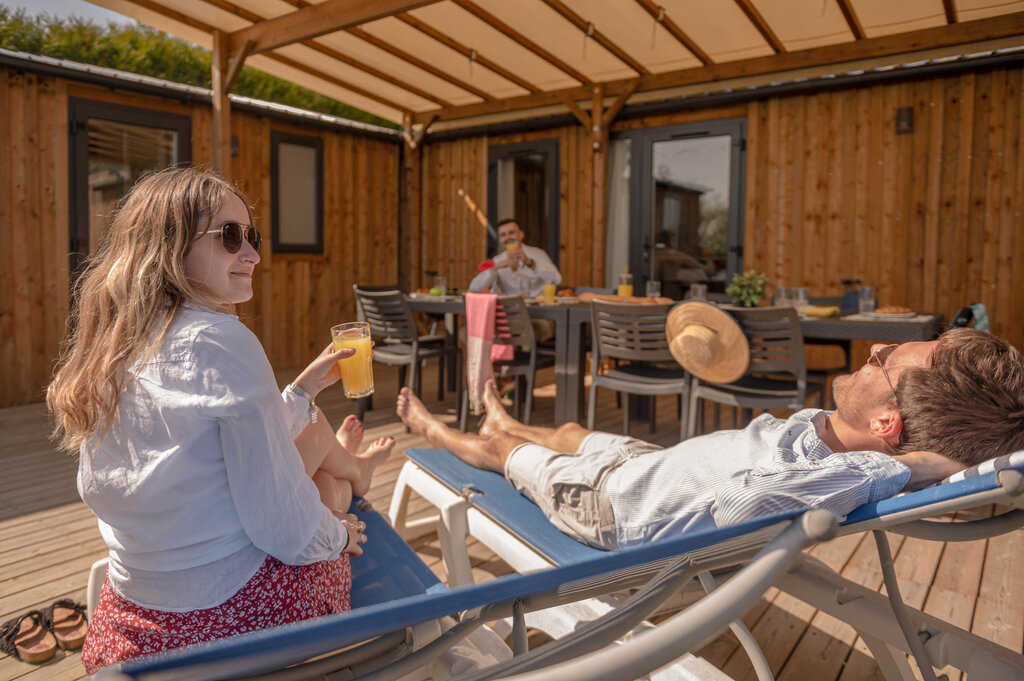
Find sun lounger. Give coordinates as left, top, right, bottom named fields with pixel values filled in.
left=389, top=448, right=1024, bottom=681
left=92, top=499, right=833, bottom=681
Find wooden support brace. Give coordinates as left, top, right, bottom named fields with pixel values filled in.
left=602, top=79, right=639, bottom=129
left=225, top=39, right=254, bottom=94
left=403, top=113, right=437, bottom=150
left=558, top=94, right=591, bottom=128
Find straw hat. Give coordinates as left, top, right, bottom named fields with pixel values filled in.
left=666, top=302, right=749, bottom=383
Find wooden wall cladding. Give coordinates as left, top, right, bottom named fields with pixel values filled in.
left=0, top=70, right=399, bottom=407
left=0, top=70, right=69, bottom=408
left=744, top=66, right=1023, bottom=351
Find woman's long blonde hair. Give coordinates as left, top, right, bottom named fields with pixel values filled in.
left=47, top=167, right=252, bottom=452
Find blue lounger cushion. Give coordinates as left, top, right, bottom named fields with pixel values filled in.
left=120, top=501, right=805, bottom=680
left=405, top=448, right=605, bottom=564
left=407, top=448, right=1024, bottom=554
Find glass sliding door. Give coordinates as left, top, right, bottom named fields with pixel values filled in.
left=69, top=99, right=191, bottom=274
left=487, top=138, right=560, bottom=266
left=611, top=118, right=745, bottom=298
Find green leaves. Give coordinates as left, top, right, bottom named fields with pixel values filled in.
left=726, top=270, right=769, bottom=307
left=0, top=7, right=399, bottom=129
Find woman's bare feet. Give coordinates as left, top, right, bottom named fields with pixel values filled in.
left=336, top=415, right=364, bottom=454
left=480, top=379, right=515, bottom=437
left=351, top=436, right=395, bottom=497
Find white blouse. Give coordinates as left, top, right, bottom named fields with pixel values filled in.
left=78, top=303, right=346, bottom=611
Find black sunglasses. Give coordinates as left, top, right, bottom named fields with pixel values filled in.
left=203, top=222, right=261, bottom=254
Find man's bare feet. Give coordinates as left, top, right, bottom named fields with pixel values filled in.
left=351, top=436, right=395, bottom=497
left=396, top=387, right=441, bottom=438
left=336, top=415, right=364, bottom=454
left=480, top=379, right=515, bottom=437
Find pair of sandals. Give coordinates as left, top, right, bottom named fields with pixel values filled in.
left=0, top=599, right=89, bottom=664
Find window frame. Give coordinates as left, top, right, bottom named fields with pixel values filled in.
left=270, top=130, right=324, bottom=254
left=68, top=98, right=192, bottom=275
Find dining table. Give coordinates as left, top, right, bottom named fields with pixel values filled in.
left=406, top=296, right=592, bottom=425
left=408, top=295, right=947, bottom=428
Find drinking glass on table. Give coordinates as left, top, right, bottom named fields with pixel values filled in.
left=617, top=272, right=634, bottom=297
left=433, top=276, right=447, bottom=296
left=331, top=322, right=374, bottom=398
left=858, top=286, right=876, bottom=315
left=542, top=283, right=557, bottom=303
left=792, top=287, right=809, bottom=317
left=689, top=283, right=707, bottom=302
left=645, top=280, right=661, bottom=298
left=774, top=286, right=791, bottom=307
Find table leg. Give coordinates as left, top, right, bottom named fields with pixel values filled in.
left=445, top=312, right=457, bottom=393
left=558, top=315, right=587, bottom=425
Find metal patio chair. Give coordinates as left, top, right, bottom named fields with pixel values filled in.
left=688, top=306, right=822, bottom=438
left=587, top=299, right=689, bottom=440
left=353, top=285, right=461, bottom=421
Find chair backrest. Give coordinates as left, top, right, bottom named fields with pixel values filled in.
left=352, top=286, right=418, bottom=342
left=494, top=296, right=536, bottom=351
left=726, top=307, right=807, bottom=382
left=590, top=300, right=676, bottom=363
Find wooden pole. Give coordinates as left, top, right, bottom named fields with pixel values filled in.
left=399, top=113, right=423, bottom=294
left=591, top=83, right=607, bottom=286
left=212, top=30, right=232, bottom=175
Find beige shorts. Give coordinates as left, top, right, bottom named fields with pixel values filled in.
left=504, top=432, right=662, bottom=550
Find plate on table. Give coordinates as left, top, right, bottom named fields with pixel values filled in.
left=408, top=292, right=457, bottom=301
left=870, top=311, right=916, bottom=318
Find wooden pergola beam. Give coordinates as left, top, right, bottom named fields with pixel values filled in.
left=413, top=11, right=1024, bottom=125
left=212, top=30, right=232, bottom=174
left=633, top=0, right=712, bottom=65
left=836, top=0, right=866, bottom=41
left=943, top=0, right=958, bottom=24
left=733, top=0, right=785, bottom=53
left=396, top=13, right=541, bottom=94
left=346, top=26, right=495, bottom=102
left=228, top=0, right=442, bottom=56
left=265, top=52, right=412, bottom=116
left=452, top=0, right=592, bottom=84
left=200, top=0, right=451, bottom=107
left=540, top=0, right=650, bottom=75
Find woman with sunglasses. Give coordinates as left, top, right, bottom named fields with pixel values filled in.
left=47, top=167, right=378, bottom=672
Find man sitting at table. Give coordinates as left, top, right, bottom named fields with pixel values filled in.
left=468, top=218, right=562, bottom=343
left=397, top=321, right=1024, bottom=550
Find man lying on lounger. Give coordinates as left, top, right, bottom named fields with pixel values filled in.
left=397, top=317, right=1024, bottom=551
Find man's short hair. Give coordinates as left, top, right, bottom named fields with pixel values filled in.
left=495, top=218, right=518, bottom=229
left=897, top=328, right=1024, bottom=466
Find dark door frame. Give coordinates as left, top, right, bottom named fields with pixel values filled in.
left=614, top=117, right=746, bottom=293
left=68, top=98, right=192, bottom=275
left=487, top=138, right=561, bottom=267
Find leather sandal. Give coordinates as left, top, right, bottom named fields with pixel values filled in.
left=41, top=599, right=89, bottom=651
left=0, top=611, right=58, bottom=663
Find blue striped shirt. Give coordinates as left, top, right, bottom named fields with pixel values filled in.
left=604, top=410, right=911, bottom=548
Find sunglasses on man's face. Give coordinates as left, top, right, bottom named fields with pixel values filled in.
left=203, top=222, right=261, bottom=254
left=868, top=344, right=899, bottom=404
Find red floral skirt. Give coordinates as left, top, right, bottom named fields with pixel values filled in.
left=82, top=554, right=351, bottom=674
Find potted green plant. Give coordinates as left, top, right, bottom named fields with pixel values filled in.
left=726, top=270, right=769, bottom=307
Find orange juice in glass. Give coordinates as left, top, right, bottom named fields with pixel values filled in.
left=331, top=322, right=374, bottom=398
left=617, top=272, right=634, bottom=298
left=505, top=239, right=519, bottom=254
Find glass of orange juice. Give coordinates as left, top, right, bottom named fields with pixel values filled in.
left=505, top=239, right=519, bottom=254
left=331, top=322, right=374, bottom=398
left=542, top=283, right=557, bottom=303
left=617, top=272, right=634, bottom=298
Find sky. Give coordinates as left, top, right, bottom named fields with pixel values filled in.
left=3, top=0, right=133, bottom=24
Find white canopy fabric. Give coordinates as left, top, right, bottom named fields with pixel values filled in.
left=89, top=0, right=1024, bottom=128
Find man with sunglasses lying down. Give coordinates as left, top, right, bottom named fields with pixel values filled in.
left=396, top=321, right=1024, bottom=549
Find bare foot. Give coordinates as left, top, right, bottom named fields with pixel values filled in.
left=351, top=436, right=395, bottom=497
left=480, top=379, right=515, bottom=437
left=336, top=415, right=364, bottom=454
left=396, top=387, right=440, bottom=438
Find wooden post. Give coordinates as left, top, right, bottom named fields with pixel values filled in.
left=590, top=83, right=607, bottom=286
left=399, top=113, right=423, bottom=293
left=212, top=30, right=232, bottom=175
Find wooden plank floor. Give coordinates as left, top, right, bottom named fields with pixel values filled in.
left=1, top=364, right=1021, bottom=681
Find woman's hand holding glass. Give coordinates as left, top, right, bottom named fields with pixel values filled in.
left=292, top=343, right=356, bottom=398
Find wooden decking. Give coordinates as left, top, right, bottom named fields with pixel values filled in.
left=1, top=365, right=1021, bottom=681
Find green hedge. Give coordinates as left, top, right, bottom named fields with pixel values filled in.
left=0, top=6, right=399, bottom=129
